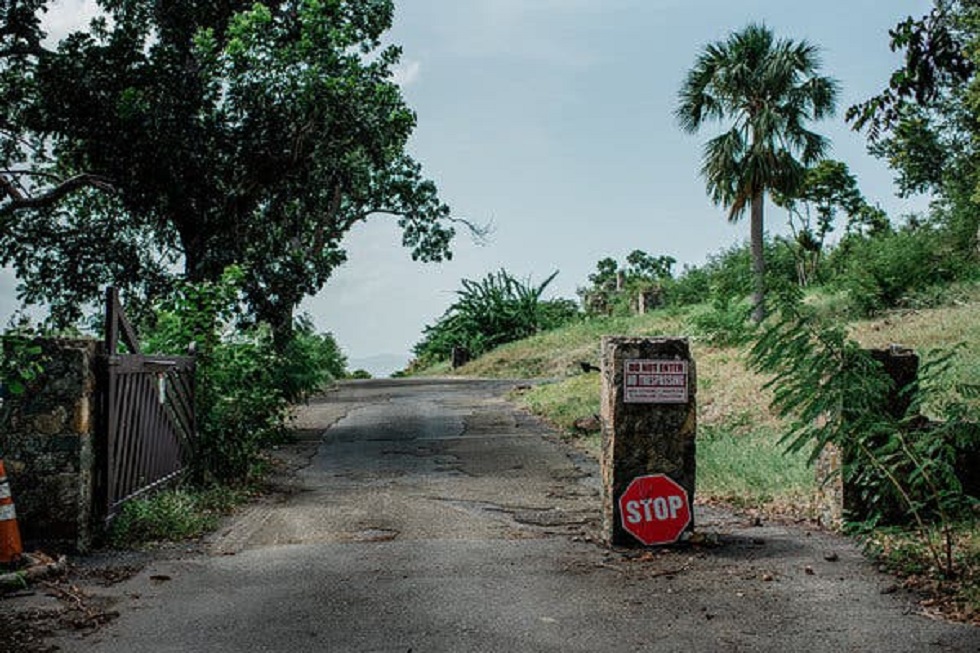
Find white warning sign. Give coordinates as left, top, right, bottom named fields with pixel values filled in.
left=624, top=359, right=689, bottom=404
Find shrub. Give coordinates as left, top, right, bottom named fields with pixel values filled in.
left=687, top=297, right=756, bottom=346
left=196, top=328, right=293, bottom=481
left=830, top=228, right=971, bottom=316
left=413, top=269, right=578, bottom=365
left=749, top=293, right=980, bottom=576
left=278, top=316, right=346, bottom=402
left=665, top=240, right=798, bottom=309
left=143, top=267, right=347, bottom=484
left=662, top=264, right=711, bottom=307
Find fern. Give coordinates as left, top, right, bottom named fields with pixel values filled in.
left=749, top=294, right=978, bottom=576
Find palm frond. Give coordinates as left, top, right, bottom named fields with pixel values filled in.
left=677, top=22, right=838, bottom=210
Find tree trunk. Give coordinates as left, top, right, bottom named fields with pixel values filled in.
left=750, top=191, right=766, bottom=323
left=269, top=305, right=295, bottom=354
left=253, top=290, right=297, bottom=355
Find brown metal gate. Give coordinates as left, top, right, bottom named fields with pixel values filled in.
left=102, top=288, right=196, bottom=520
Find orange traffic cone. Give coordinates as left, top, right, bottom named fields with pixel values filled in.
left=0, top=460, right=23, bottom=566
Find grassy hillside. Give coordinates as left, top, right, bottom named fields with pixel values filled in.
left=420, top=291, right=980, bottom=513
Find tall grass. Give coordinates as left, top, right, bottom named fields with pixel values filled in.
left=456, top=310, right=689, bottom=378
left=520, top=375, right=810, bottom=510
left=109, top=486, right=246, bottom=548
left=697, top=420, right=812, bottom=508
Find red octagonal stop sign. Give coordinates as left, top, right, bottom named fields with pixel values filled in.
left=618, top=474, right=691, bottom=545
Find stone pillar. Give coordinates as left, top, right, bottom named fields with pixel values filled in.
left=600, top=337, right=696, bottom=546
left=1, top=338, right=101, bottom=551
left=636, top=288, right=663, bottom=315
left=451, top=345, right=470, bottom=369
left=815, top=346, right=918, bottom=528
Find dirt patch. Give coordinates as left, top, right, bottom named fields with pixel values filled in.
left=1, top=572, right=125, bottom=653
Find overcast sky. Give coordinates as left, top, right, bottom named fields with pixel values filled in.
left=5, top=0, right=934, bottom=375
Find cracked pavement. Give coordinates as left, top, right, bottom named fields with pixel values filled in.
left=41, top=378, right=980, bottom=652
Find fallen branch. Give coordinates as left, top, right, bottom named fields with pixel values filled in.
left=0, top=554, right=67, bottom=591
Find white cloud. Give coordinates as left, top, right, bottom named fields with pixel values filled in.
left=43, top=0, right=104, bottom=43
left=392, top=59, right=422, bottom=87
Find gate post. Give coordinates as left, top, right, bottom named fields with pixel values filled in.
left=600, top=337, right=696, bottom=546
left=815, top=346, right=919, bottom=527
left=0, top=338, right=101, bottom=551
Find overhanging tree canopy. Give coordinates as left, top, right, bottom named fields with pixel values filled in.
left=0, top=0, right=461, bottom=336
left=847, top=0, right=980, bottom=257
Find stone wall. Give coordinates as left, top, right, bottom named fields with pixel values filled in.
left=0, top=338, right=101, bottom=552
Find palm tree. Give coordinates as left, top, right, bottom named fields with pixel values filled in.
left=676, top=23, right=838, bottom=321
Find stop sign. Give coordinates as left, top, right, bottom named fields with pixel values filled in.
left=618, top=474, right=691, bottom=545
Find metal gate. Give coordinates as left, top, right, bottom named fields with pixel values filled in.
left=102, top=288, right=196, bottom=520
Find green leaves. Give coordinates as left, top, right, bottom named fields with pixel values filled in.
left=578, top=250, right=676, bottom=317
left=3, top=0, right=456, bottom=342
left=143, top=267, right=347, bottom=484
left=677, top=22, right=838, bottom=320
left=845, top=3, right=980, bottom=267
left=0, top=333, right=45, bottom=397
left=749, top=295, right=979, bottom=576
left=828, top=226, right=965, bottom=317
left=413, top=269, right=577, bottom=365
left=680, top=19, right=838, bottom=216
left=770, top=159, right=869, bottom=287
left=847, top=5, right=974, bottom=141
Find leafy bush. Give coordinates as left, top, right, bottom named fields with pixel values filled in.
left=109, top=486, right=244, bottom=547
left=701, top=242, right=756, bottom=302
left=664, top=240, right=797, bottom=309
left=538, top=297, right=580, bottom=328
left=413, top=269, right=578, bottom=365
left=278, top=316, right=347, bottom=402
left=196, top=329, right=294, bottom=481
left=830, top=227, right=971, bottom=316
left=682, top=242, right=798, bottom=345
left=662, top=264, right=711, bottom=307
left=687, top=297, right=756, bottom=346
left=144, top=267, right=346, bottom=483
left=749, top=294, right=980, bottom=576
left=0, top=329, right=46, bottom=399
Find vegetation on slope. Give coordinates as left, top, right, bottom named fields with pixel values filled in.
left=433, top=294, right=980, bottom=489
left=425, top=292, right=980, bottom=621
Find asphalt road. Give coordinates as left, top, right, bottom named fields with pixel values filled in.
left=47, top=378, right=980, bottom=652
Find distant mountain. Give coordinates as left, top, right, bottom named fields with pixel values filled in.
left=347, top=353, right=410, bottom=378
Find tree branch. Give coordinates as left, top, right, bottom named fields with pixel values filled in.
left=0, top=173, right=116, bottom=216
left=0, top=173, right=24, bottom=201
left=0, top=44, right=46, bottom=59
left=353, top=208, right=493, bottom=245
